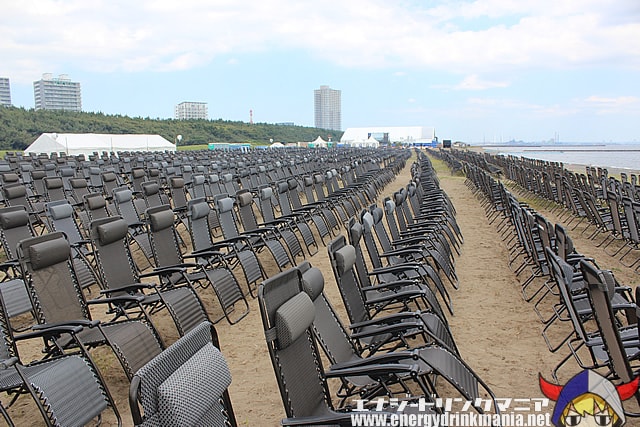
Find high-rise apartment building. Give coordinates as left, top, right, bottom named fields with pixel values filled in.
left=0, top=77, right=11, bottom=106
left=175, top=101, right=208, bottom=120
left=34, top=74, right=82, bottom=111
left=314, top=85, right=341, bottom=131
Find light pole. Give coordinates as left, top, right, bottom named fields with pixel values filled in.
left=176, top=134, right=182, bottom=150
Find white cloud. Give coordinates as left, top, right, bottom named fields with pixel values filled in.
left=2, top=0, right=640, bottom=81
left=454, top=75, right=510, bottom=90
left=582, top=95, right=640, bottom=114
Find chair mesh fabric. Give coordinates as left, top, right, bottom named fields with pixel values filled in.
left=135, top=322, right=232, bottom=427
left=159, top=287, right=208, bottom=336
left=0, top=279, right=32, bottom=318
left=27, top=355, right=109, bottom=426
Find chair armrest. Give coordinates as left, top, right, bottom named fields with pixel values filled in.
left=350, top=312, right=423, bottom=329
left=325, top=362, right=418, bottom=379
left=16, top=324, right=84, bottom=341
left=32, top=319, right=100, bottom=330
left=362, top=280, right=418, bottom=292
left=362, top=289, right=427, bottom=307
left=350, top=321, right=425, bottom=340
left=0, top=357, right=18, bottom=369
left=87, top=295, right=145, bottom=305
left=368, top=263, right=422, bottom=275
left=99, top=283, right=154, bottom=294
left=331, top=350, right=417, bottom=369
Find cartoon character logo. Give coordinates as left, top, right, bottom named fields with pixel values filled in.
left=539, top=370, right=639, bottom=426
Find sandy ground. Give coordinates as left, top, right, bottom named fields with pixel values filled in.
left=4, top=151, right=640, bottom=426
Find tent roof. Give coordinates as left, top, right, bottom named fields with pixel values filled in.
left=24, top=133, right=176, bottom=156
left=340, top=126, right=435, bottom=144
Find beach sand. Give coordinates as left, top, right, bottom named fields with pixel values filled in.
left=5, top=151, right=640, bottom=426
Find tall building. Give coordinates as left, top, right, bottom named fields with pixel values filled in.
left=175, top=101, right=208, bottom=120
left=33, top=74, right=82, bottom=111
left=314, top=85, right=341, bottom=131
left=0, top=77, right=10, bottom=106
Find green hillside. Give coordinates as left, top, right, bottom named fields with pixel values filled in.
left=0, top=107, right=343, bottom=150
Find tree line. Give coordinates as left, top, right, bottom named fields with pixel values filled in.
left=0, top=107, right=344, bottom=150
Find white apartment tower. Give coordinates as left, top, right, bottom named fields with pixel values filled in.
left=34, top=74, right=82, bottom=111
left=175, top=101, right=208, bottom=120
left=0, top=78, right=11, bottom=106
left=314, top=85, right=341, bottom=131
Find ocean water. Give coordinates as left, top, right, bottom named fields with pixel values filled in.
left=479, top=143, right=640, bottom=171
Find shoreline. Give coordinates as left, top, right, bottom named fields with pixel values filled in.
left=464, top=145, right=638, bottom=178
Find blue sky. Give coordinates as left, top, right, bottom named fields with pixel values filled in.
left=2, top=1, right=640, bottom=143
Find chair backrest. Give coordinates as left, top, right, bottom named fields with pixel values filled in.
left=169, top=177, right=188, bottom=212
left=0, top=205, right=35, bottom=260
left=216, top=196, right=241, bottom=240
left=580, top=261, right=635, bottom=383
left=43, top=176, right=66, bottom=202
left=146, top=205, right=182, bottom=267
left=258, top=267, right=332, bottom=419
left=100, top=171, right=120, bottom=198
left=45, top=200, right=85, bottom=244
left=83, top=192, right=111, bottom=221
left=90, top=216, right=139, bottom=291
left=142, top=181, right=165, bottom=208
left=187, top=198, right=215, bottom=251
left=298, top=262, right=360, bottom=365
left=235, top=189, right=259, bottom=232
left=69, top=177, right=90, bottom=204
left=327, top=235, right=369, bottom=324
left=257, top=186, right=276, bottom=223
left=17, top=231, right=89, bottom=324
left=112, top=186, right=144, bottom=226
left=0, top=283, right=120, bottom=426
left=130, top=321, right=237, bottom=427
left=546, top=248, right=589, bottom=344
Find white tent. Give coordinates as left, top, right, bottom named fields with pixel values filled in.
left=309, top=136, right=328, bottom=148
left=24, top=133, right=176, bottom=156
left=340, top=126, right=436, bottom=146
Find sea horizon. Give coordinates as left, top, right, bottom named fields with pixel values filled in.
left=476, top=142, right=640, bottom=172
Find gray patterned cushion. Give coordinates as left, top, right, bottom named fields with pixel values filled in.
left=114, top=188, right=133, bottom=203
left=260, top=187, right=272, bottom=200
left=29, top=237, right=70, bottom=270
left=156, top=343, right=231, bottom=427
left=275, top=292, right=315, bottom=349
left=143, top=182, right=159, bottom=195
left=277, top=182, right=289, bottom=194
left=170, top=177, right=184, bottom=188
left=334, top=245, right=356, bottom=277
left=45, top=177, right=63, bottom=189
left=0, top=208, right=29, bottom=229
left=189, top=200, right=209, bottom=221
left=85, top=194, right=106, bottom=209
left=236, top=191, right=252, bottom=207
left=97, top=219, right=128, bottom=245
left=48, top=202, right=74, bottom=220
left=3, top=184, right=26, bottom=199
left=217, top=197, right=234, bottom=214
left=301, top=267, right=324, bottom=302
left=149, top=207, right=174, bottom=231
